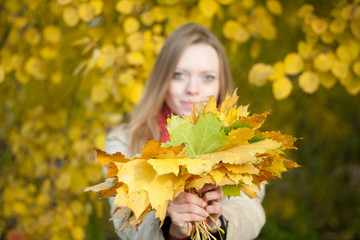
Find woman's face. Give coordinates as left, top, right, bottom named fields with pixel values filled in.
left=165, top=43, right=220, bottom=117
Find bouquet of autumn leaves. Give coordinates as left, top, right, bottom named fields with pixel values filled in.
left=85, top=92, right=299, bottom=239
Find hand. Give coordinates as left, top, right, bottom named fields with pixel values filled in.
left=167, top=192, right=208, bottom=238
left=198, top=184, right=223, bottom=232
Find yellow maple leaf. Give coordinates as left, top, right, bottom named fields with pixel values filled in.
left=148, top=158, right=180, bottom=176
left=186, top=175, right=216, bottom=191
left=145, top=173, right=179, bottom=208
left=117, top=159, right=157, bottom=193
left=261, top=131, right=297, bottom=150
left=220, top=162, right=260, bottom=175
left=95, top=149, right=128, bottom=166
left=154, top=201, right=169, bottom=226
left=217, top=127, right=255, bottom=151
left=208, top=168, right=227, bottom=185
left=198, top=139, right=281, bottom=165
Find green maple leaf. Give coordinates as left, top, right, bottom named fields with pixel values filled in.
left=222, top=185, right=242, bottom=197
left=163, top=112, right=230, bottom=158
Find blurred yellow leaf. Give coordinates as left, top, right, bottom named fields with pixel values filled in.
left=11, top=54, right=24, bottom=70
left=89, top=0, right=103, bottom=16
left=13, top=202, right=27, bottom=215
left=0, top=65, right=4, bottom=83
left=152, top=6, right=167, bottom=22
left=57, top=0, right=72, bottom=5
left=341, top=73, right=360, bottom=95
left=62, top=6, right=79, bottom=27
left=15, top=71, right=29, bottom=85
left=123, top=17, right=140, bottom=34
left=25, top=28, right=41, bottom=46
left=318, top=72, right=337, bottom=89
left=116, top=0, right=135, bottom=14
left=272, top=76, right=293, bottom=100
left=126, top=51, right=144, bottom=65
left=217, top=0, right=234, bottom=5
left=94, top=131, right=106, bottom=150
left=353, top=61, right=360, bottom=77
left=199, top=0, right=219, bottom=18
left=51, top=71, right=62, bottom=84
left=331, top=60, right=349, bottom=79
left=284, top=53, right=304, bottom=75
left=350, top=17, right=360, bottom=39
left=79, top=3, right=94, bottom=22
left=96, top=44, right=117, bottom=69
left=43, top=25, right=62, bottom=44
left=242, top=0, right=255, bottom=10
left=266, top=0, right=283, bottom=16
left=56, top=172, right=72, bottom=190
left=313, top=51, right=336, bottom=72
left=299, top=71, right=320, bottom=94
left=321, top=30, right=335, bottom=44
left=250, top=39, right=261, bottom=59
left=248, top=63, right=274, bottom=87
left=223, top=20, right=249, bottom=42
left=71, top=226, right=85, bottom=240
left=118, top=69, right=135, bottom=84
left=14, top=17, right=28, bottom=28
left=141, top=11, right=154, bottom=26
left=311, top=17, right=328, bottom=35
left=24, top=57, right=46, bottom=80
left=260, top=22, right=277, bottom=40
left=127, top=32, right=145, bottom=51
left=329, top=17, right=347, bottom=34
left=269, top=61, right=285, bottom=80
left=91, top=83, right=108, bottom=103
left=336, top=41, right=359, bottom=64
left=297, top=4, right=314, bottom=18
left=40, top=46, right=58, bottom=60
left=340, top=4, right=357, bottom=20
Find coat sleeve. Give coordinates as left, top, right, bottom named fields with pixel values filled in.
left=221, top=185, right=266, bottom=240
left=104, top=127, right=166, bottom=240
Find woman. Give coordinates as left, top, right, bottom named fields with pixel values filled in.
left=105, top=22, right=266, bottom=240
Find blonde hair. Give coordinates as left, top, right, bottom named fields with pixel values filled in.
left=126, top=22, right=234, bottom=155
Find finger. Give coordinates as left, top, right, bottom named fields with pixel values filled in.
left=205, top=203, right=222, bottom=215
left=202, top=188, right=223, bottom=203
left=169, top=203, right=209, bottom=218
left=173, top=192, right=206, bottom=207
left=171, top=211, right=208, bottom=223
left=198, top=183, right=218, bottom=196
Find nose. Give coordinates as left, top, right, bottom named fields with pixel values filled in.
left=185, top=76, right=199, bottom=95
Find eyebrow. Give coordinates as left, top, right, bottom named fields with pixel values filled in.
left=174, top=68, right=219, bottom=74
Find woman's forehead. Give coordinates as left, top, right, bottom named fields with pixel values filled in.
left=175, top=43, right=220, bottom=72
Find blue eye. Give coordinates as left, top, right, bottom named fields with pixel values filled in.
left=173, top=71, right=185, bottom=80
left=204, top=75, right=215, bottom=82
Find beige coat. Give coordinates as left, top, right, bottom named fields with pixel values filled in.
left=104, top=127, right=266, bottom=240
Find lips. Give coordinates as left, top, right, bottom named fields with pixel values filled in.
left=181, top=101, right=198, bottom=108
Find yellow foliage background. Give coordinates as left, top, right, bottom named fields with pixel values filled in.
left=1, top=0, right=359, bottom=239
